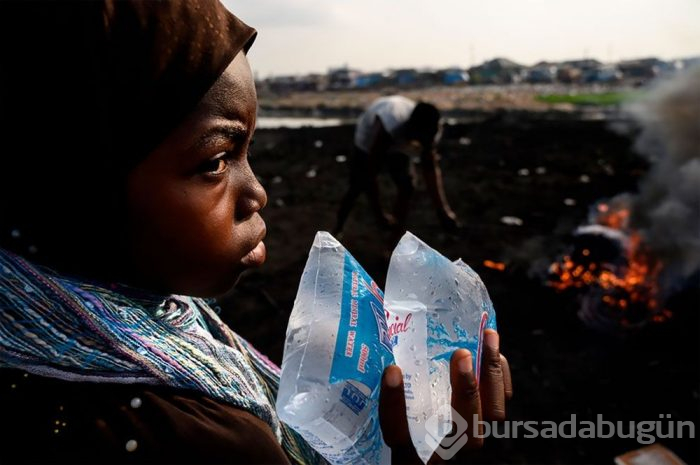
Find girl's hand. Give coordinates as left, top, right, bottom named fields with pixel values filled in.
left=379, top=329, right=513, bottom=464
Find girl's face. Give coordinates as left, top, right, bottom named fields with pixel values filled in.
left=125, top=51, right=267, bottom=297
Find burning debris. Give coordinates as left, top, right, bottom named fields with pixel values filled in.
left=549, top=67, right=700, bottom=330
left=549, top=199, right=669, bottom=329
left=483, top=260, right=507, bottom=271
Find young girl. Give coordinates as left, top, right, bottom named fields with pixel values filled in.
left=0, top=1, right=511, bottom=464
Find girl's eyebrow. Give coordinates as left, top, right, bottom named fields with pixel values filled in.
left=194, top=121, right=249, bottom=150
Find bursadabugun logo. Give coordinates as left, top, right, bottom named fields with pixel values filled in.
left=425, top=408, right=695, bottom=460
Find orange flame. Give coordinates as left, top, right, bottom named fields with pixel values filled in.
left=484, top=260, right=506, bottom=271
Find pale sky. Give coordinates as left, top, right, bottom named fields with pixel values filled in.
left=224, top=0, right=700, bottom=77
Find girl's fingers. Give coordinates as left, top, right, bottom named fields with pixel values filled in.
left=379, top=365, right=411, bottom=448
left=479, top=330, right=506, bottom=422
left=450, top=349, right=484, bottom=450
left=501, top=354, right=513, bottom=401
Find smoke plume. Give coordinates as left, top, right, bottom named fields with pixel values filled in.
left=624, top=66, right=700, bottom=293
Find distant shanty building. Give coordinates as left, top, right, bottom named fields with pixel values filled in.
left=617, top=57, right=677, bottom=84
left=258, top=74, right=327, bottom=94
left=439, top=68, right=470, bottom=85
left=354, top=72, right=389, bottom=89
left=581, top=65, right=623, bottom=84
left=559, top=59, right=603, bottom=73
left=328, top=66, right=361, bottom=90
left=526, top=61, right=558, bottom=83
left=556, top=58, right=603, bottom=84
left=469, top=58, right=525, bottom=84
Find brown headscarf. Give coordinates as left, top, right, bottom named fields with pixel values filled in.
left=0, top=0, right=256, bottom=274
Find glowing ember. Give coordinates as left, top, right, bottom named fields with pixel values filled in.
left=549, top=201, right=671, bottom=326
left=483, top=260, right=506, bottom=271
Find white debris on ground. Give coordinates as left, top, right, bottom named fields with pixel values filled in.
left=500, top=216, right=524, bottom=226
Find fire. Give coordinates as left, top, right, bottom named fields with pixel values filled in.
left=549, top=202, right=671, bottom=326
left=596, top=202, right=630, bottom=230
left=483, top=260, right=506, bottom=271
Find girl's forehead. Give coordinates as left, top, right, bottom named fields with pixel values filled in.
left=147, top=56, right=257, bottom=162
left=195, top=54, right=257, bottom=127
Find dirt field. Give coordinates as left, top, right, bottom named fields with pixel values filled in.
left=257, top=84, right=635, bottom=117
left=220, top=113, right=699, bottom=464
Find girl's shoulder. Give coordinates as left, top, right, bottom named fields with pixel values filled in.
left=0, top=368, right=290, bottom=464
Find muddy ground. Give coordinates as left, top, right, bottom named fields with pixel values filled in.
left=220, top=113, right=699, bottom=464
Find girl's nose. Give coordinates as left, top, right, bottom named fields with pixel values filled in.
left=235, top=169, right=267, bottom=221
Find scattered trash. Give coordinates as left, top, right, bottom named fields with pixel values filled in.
left=335, top=155, right=347, bottom=163
left=579, top=174, right=591, bottom=183
left=517, top=168, right=530, bottom=177
left=274, top=198, right=285, bottom=208
left=271, top=176, right=283, bottom=184
left=483, top=260, right=506, bottom=271
left=313, top=140, right=323, bottom=149
left=564, top=198, right=577, bottom=206
left=500, top=216, right=524, bottom=226
left=305, top=168, right=317, bottom=178
left=535, top=166, right=547, bottom=175
left=598, top=159, right=615, bottom=175
left=458, top=137, right=471, bottom=146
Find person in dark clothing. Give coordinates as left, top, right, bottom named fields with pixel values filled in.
left=334, top=96, right=460, bottom=242
left=0, top=1, right=511, bottom=464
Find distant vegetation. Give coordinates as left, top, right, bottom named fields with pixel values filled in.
left=535, top=91, right=644, bottom=106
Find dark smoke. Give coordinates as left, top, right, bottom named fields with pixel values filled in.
left=622, top=66, right=700, bottom=294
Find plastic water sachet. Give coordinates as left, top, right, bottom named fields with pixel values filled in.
left=384, top=232, right=497, bottom=464
left=277, top=232, right=394, bottom=465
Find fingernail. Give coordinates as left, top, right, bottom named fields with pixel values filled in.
left=458, top=350, right=473, bottom=374
left=484, top=330, right=499, bottom=351
left=386, top=367, right=402, bottom=388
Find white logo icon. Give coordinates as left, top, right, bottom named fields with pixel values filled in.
left=424, top=405, right=469, bottom=460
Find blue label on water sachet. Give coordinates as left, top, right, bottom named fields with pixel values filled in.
left=329, top=251, right=394, bottom=406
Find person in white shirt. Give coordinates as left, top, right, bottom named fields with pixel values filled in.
left=334, top=96, right=459, bottom=241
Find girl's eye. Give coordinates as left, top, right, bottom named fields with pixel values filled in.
left=199, top=153, right=229, bottom=175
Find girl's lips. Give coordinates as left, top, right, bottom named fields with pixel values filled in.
left=241, top=241, right=266, bottom=267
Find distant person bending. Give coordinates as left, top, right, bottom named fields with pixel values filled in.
left=334, top=96, right=459, bottom=241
